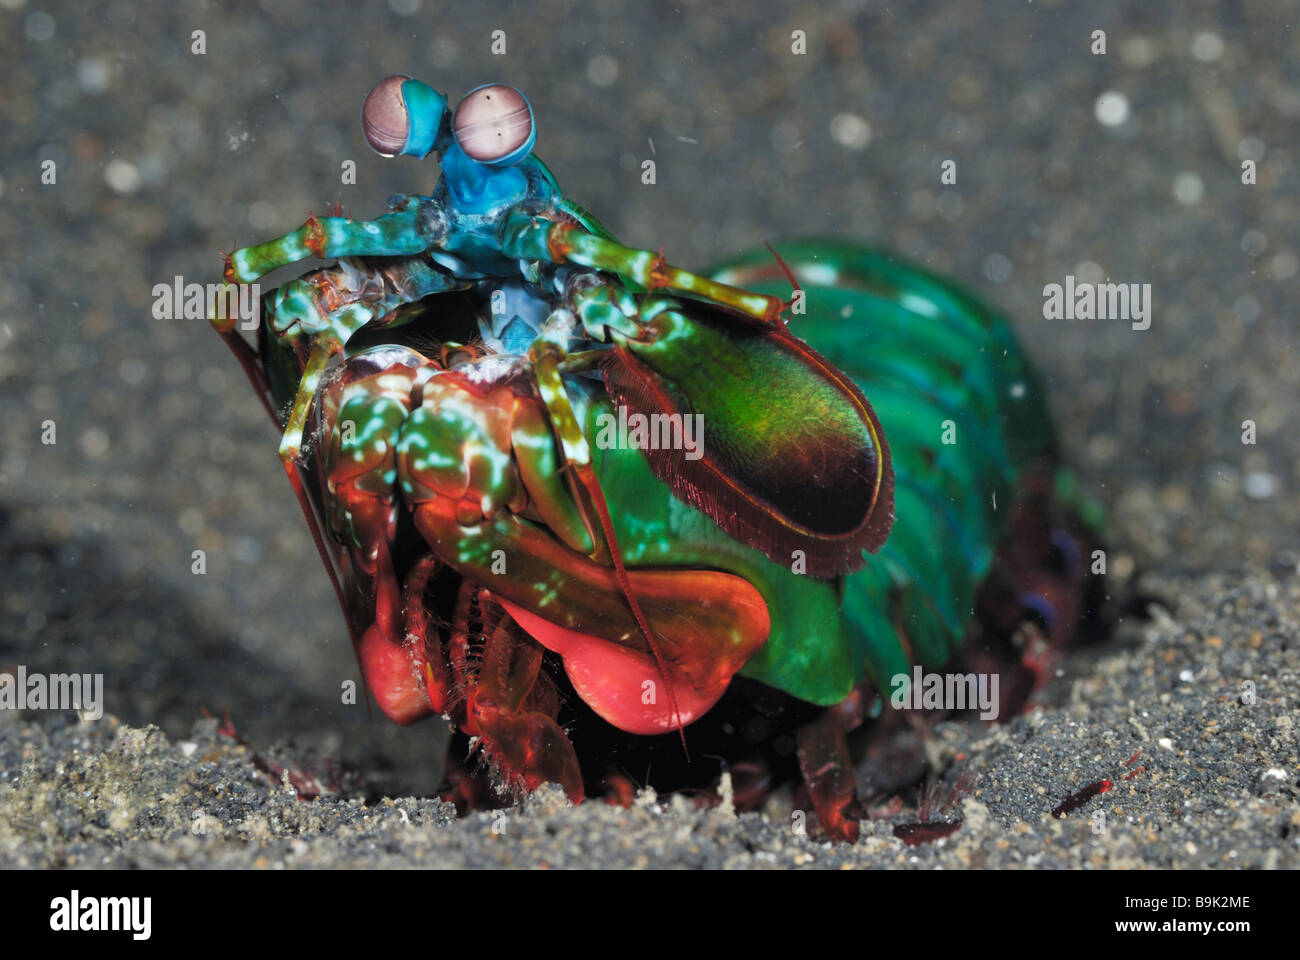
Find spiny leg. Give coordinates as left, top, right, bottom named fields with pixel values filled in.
left=796, top=710, right=865, bottom=843
left=279, top=341, right=334, bottom=463
left=225, top=194, right=441, bottom=283
left=269, top=340, right=370, bottom=695
left=501, top=207, right=786, bottom=325
left=267, top=255, right=460, bottom=343
left=429, top=572, right=578, bottom=803
left=466, top=609, right=582, bottom=802
left=436, top=583, right=498, bottom=814
left=405, top=552, right=455, bottom=717
left=207, top=269, right=280, bottom=426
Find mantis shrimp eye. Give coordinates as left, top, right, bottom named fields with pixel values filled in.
left=362, top=75, right=447, bottom=158
left=362, top=74, right=413, bottom=157
left=452, top=83, right=536, bottom=166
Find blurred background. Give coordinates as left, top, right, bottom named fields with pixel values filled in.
left=1, top=0, right=1297, bottom=794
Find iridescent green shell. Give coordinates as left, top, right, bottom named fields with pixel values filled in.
left=594, top=241, right=1074, bottom=705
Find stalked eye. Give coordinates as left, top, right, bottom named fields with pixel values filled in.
left=452, top=84, right=535, bottom=165
left=361, top=76, right=448, bottom=159
left=362, top=74, right=413, bottom=157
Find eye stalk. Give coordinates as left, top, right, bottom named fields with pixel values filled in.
left=452, top=84, right=536, bottom=166
left=361, top=74, right=447, bottom=159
